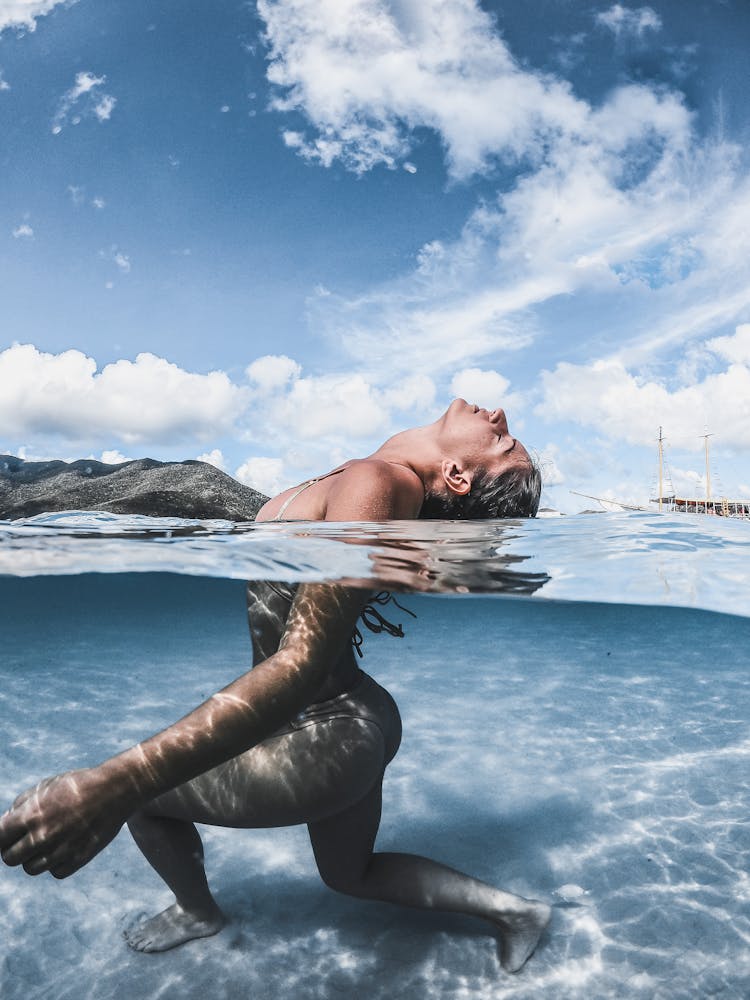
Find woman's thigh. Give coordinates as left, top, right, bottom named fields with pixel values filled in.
left=143, top=717, right=386, bottom=829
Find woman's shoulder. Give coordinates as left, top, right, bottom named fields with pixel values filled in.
left=326, top=459, right=424, bottom=519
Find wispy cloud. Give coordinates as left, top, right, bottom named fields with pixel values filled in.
left=259, top=0, right=587, bottom=179
left=595, top=4, right=662, bottom=38
left=257, top=0, right=750, bottom=446
left=100, top=245, right=131, bottom=274
left=0, top=69, right=9, bottom=90
left=52, top=71, right=117, bottom=134
left=12, top=222, right=33, bottom=238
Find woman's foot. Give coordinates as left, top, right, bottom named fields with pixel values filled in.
left=494, top=899, right=551, bottom=973
left=123, top=901, right=225, bottom=953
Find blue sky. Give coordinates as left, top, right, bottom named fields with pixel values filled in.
left=1, top=0, right=749, bottom=511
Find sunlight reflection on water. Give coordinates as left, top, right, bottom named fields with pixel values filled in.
left=1, top=510, right=749, bottom=616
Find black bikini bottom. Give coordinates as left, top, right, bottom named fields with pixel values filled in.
left=273, top=670, right=402, bottom=765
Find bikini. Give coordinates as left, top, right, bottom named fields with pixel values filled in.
left=271, top=466, right=347, bottom=522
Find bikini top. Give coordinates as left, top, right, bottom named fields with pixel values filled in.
left=268, top=463, right=415, bottom=655
left=272, top=466, right=347, bottom=521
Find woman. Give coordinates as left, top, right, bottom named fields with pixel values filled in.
left=0, top=399, right=550, bottom=974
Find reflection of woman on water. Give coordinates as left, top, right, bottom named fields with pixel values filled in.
left=0, top=399, right=550, bottom=973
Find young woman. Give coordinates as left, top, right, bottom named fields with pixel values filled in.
left=0, top=399, right=550, bottom=974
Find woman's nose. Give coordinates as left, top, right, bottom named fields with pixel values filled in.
left=489, top=408, right=508, bottom=432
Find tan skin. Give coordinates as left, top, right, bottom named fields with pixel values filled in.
left=0, top=399, right=550, bottom=973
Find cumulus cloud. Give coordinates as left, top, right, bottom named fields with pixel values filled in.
left=449, top=368, right=511, bottom=409
left=706, top=324, right=750, bottom=365
left=12, top=222, right=33, bottom=238
left=235, top=456, right=287, bottom=495
left=99, top=449, right=131, bottom=465
left=596, top=4, right=662, bottom=38
left=0, top=344, right=246, bottom=446
left=52, top=71, right=116, bottom=134
left=537, top=324, right=750, bottom=451
left=230, top=360, right=443, bottom=488
left=244, top=361, right=439, bottom=444
left=1, top=344, right=445, bottom=481
left=196, top=448, right=227, bottom=471
left=246, top=354, right=302, bottom=392
left=0, top=0, right=73, bottom=33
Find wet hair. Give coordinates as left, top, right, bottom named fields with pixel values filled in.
left=419, top=459, right=542, bottom=520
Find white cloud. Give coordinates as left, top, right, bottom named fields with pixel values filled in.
left=100, top=246, right=131, bottom=273
left=196, top=448, right=227, bottom=471
left=706, top=323, right=750, bottom=365
left=271, top=372, right=390, bottom=439
left=538, top=445, right=565, bottom=487
left=256, top=0, right=750, bottom=401
left=449, top=368, right=511, bottom=409
left=258, top=0, right=587, bottom=179
left=100, top=449, right=131, bottom=465
left=234, top=361, right=443, bottom=485
left=92, top=196, right=105, bottom=210
left=596, top=5, right=662, bottom=38
left=259, top=1, right=748, bottom=382
left=235, top=456, right=287, bottom=495
left=246, top=354, right=302, bottom=392
left=0, top=0, right=73, bottom=34
left=0, top=70, right=9, bottom=90
left=52, top=71, right=116, bottom=134
left=537, top=325, right=750, bottom=451
left=93, top=93, right=116, bottom=122
left=0, top=344, right=246, bottom=446
left=12, top=222, right=33, bottom=238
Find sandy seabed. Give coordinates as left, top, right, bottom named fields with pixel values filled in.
left=2, top=574, right=749, bottom=999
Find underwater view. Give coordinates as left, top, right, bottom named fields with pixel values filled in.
left=2, top=512, right=750, bottom=999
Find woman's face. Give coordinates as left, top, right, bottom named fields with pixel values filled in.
left=440, top=398, right=531, bottom=477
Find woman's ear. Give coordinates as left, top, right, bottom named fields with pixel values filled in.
left=440, top=459, right=472, bottom=497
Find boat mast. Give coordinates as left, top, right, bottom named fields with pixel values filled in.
left=658, top=426, right=664, bottom=512
left=702, top=430, right=713, bottom=512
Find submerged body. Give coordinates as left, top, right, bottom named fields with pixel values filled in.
left=0, top=400, right=550, bottom=974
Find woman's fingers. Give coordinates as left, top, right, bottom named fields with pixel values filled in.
left=22, top=839, right=80, bottom=877
left=1, top=831, right=49, bottom=867
left=22, top=853, right=50, bottom=876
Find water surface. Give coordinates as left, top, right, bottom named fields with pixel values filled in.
left=1, top=513, right=749, bottom=999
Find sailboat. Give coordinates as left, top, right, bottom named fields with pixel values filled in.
left=650, top=427, right=749, bottom=518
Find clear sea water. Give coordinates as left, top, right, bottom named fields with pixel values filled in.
left=2, top=511, right=750, bottom=999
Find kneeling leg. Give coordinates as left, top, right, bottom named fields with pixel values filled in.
left=308, top=784, right=551, bottom=973
left=125, top=718, right=386, bottom=953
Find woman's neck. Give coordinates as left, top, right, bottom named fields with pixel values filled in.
left=367, top=424, right=442, bottom=493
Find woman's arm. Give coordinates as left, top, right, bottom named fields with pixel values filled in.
left=0, top=583, right=369, bottom=878
left=0, top=461, right=423, bottom=879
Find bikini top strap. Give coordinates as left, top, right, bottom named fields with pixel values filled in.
left=272, top=465, right=348, bottom=521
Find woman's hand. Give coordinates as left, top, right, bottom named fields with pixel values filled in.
left=0, top=767, right=131, bottom=879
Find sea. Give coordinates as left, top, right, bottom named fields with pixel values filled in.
left=1, top=510, right=750, bottom=1000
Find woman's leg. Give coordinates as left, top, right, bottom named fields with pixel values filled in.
left=308, top=783, right=551, bottom=973
left=124, top=717, right=385, bottom=953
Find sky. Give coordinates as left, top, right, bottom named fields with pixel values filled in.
left=1, top=0, right=749, bottom=512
